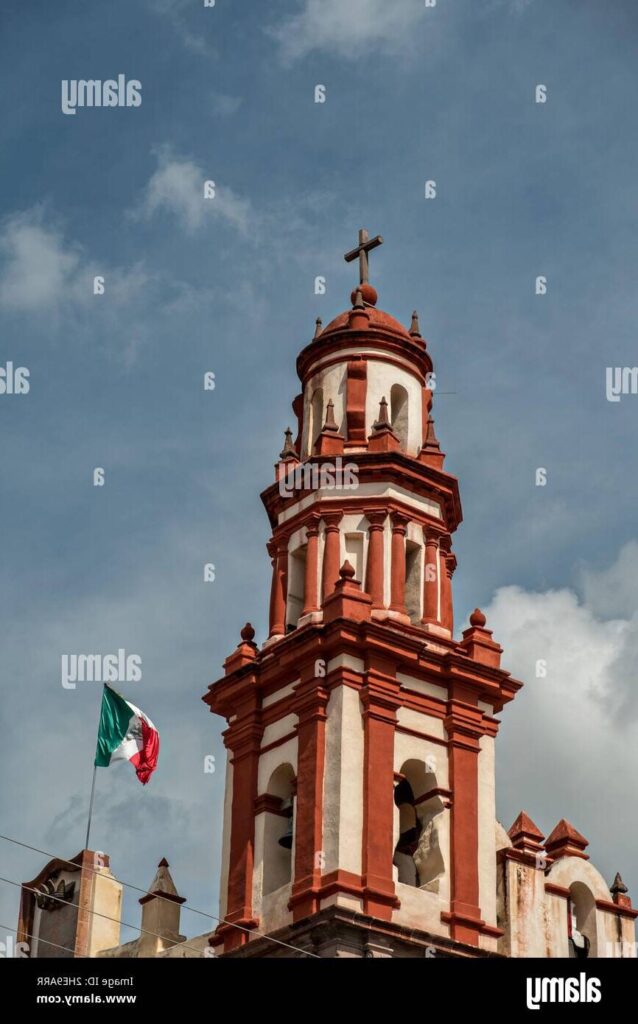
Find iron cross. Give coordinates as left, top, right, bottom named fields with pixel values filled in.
left=344, top=228, right=383, bottom=285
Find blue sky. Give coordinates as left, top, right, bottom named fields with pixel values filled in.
left=1, top=0, right=638, bottom=947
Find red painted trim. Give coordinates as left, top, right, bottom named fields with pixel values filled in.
left=595, top=898, right=638, bottom=920
left=345, top=358, right=368, bottom=444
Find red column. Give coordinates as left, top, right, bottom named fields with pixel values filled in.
left=289, top=666, right=329, bottom=920
left=422, top=531, right=439, bottom=624
left=389, top=513, right=408, bottom=614
left=220, top=703, right=263, bottom=951
left=268, top=537, right=288, bottom=637
left=364, top=510, right=386, bottom=609
left=302, top=516, right=321, bottom=615
left=321, top=512, right=342, bottom=602
left=360, top=656, right=400, bottom=919
left=443, top=699, right=484, bottom=945
left=440, top=539, right=456, bottom=635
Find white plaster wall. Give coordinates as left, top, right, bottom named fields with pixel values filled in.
left=252, top=810, right=266, bottom=920
left=396, top=707, right=447, bottom=745
left=277, top=483, right=441, bottom=526
left=503, top=860, right=549, bottom=957
left=477, top=736, right=497, bottom=931
left=302, top=363, right=347, bottom=455
left=260, top=715, right=297, bottom=753
left=397, top=673, right=447, bottom=702
left=219, top=753, right=233, bottom=919
left=261, top=882, right=293, bottom=934
left=341, top=513, right=368, bottom=586
left=262, top=680, right=297, bottom=710
left=392, top=884, right=447, bottom=935
left=366, top=360, right=423, bottom=454
left=257, top=733, right=298, bottom=794
left=90, top=868, right=123, bottom=957
left=327, top=653, right=365, bottom=674
left=322, top=685, right=364, bottom=876
left=545, top=893, right=570, bottom=957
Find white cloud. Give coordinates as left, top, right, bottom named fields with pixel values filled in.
left=269, top=0, right=424, bottom=62
left=210, top=92, right=243, bottom=118
left=484, top=548, right=638, bottom=889
left=0, top=208, right=149, bottom=316
left=580, top=540, right=638, bottom=621
left=0, top=211, right=83, bottom=312
left=135, top=148, right=252, bottom=235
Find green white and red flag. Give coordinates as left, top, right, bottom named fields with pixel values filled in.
left=94, top=684, right=159, bottom=785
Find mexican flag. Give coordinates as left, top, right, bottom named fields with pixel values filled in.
left=94, top=685, right=159, bottom=784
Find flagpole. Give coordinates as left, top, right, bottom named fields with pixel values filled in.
left=85, top=684, right=105, bottom=851
left=85, top=765, right=97, bottom=850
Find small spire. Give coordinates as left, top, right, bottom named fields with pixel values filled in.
left=314, top=317, right=323, bottom=339
left=279, top=427, right=296, bottom=459
left=372, top=396, right=390, bottom=430
left=422, top=415, right=440, bottom=451
left=158, top=857, right=169, bottom=868
left=322, top=399, right=339, bottom=433
left=409, top=310, right=421, bottom=337
left=611, top=872, right=628, bottom=895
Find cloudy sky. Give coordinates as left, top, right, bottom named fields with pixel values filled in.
left=1, top=0, right=637, bottom=947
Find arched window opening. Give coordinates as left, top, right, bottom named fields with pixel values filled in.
left=344, top=533, right=364, bottom=585
left=310, top=388, right=324, bottom=455
left=394, top=760, right=446, bottom=891
left=263, top=765, right=295, bottom=897
left=390, top=384, right=409, bottom=450
left=393, top=778, right=420, bottom=886
left=286, top=546, right=307, bottom=630
left=405, top=540, right=422, bottom=623
left=568, top=882, right=597, bottom=959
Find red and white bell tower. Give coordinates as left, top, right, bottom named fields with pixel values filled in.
left=204, top=231, right=522, bottom=958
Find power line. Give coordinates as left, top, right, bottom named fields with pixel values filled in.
left=0, top=834, right=320, bottom=958
left=0, top=876, right=215, bottom=959
left=0, top=922, right=89, bottom=958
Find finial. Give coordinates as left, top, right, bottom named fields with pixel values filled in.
left=279, top=427, right=296, bottom=459
left=322, top=399, right=339, bottom=432
left=339, top=560, right=356, bottom=580
left=423, top=415, right=440, bottom=450
left=314, top=317, right=323, bottom=339
left=240, top=622, right=256, bottom=644
left=158, top=857, right=169, bottom=868
left=353, top=287, right=364, bottom=310
left=372, top=396, right=390, bottom=430
left=611, top=872, right=628, bottom=895
left=469, top=608, right=486, bottom=628
left=409, top=310, right=421, bottom=336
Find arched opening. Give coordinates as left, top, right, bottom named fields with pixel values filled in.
left=405, top=539, right=422, bottom=623
left=394, top=760, right=445, bottom=891
left=390, top=384, right=409, bottom=450
left=344, top=533, right=364, bottom=585
left=568, top=882, right=598, bottom=958
left=286, top=545, right=307, bottom=630
left=310, top=388, right=324, bottom=454
left=263, top=764, right=295, bottom=897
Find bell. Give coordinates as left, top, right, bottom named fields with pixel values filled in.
left=278, top=798, right=294, bottom=849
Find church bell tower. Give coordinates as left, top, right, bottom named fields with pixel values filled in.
left=203, top=231, right=522, bottom=958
